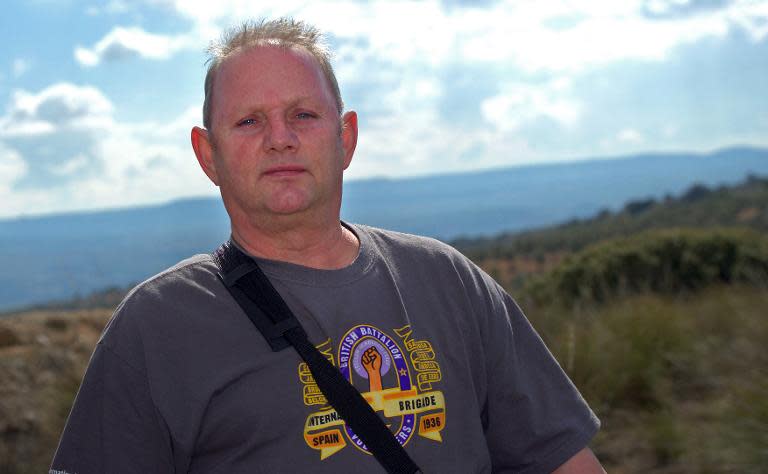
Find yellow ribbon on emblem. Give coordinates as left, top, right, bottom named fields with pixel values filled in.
left=365, top=388, right=447, bottom=442
left=418, top=412, right=446, bottom=441
left=303, top=408, right=347, bottom=459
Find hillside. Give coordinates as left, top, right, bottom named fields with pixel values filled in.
left=457, top=174, right=768, bottom=291
left=457, top=174, right=768, bottom=256
left=2, top=146, right=768, bottom=311
left=6, top=173, right=766, bottom=315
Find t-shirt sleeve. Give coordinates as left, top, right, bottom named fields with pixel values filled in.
left=481, top=285, right=600, bottom=474
left=49, top=342, right=174, bottom=474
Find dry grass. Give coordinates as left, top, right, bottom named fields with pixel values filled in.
left=0, top=309, right=111, bottom=474
left=527, top=285, right=768, bottom=473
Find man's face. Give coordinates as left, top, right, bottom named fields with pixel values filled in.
left=192, top=45, right=357, bottom=226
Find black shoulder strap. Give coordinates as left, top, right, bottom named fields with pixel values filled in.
left=212, top=241, right=422, bottom=474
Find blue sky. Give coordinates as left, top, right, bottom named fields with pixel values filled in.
left=0, top=0, right=767, bottom=218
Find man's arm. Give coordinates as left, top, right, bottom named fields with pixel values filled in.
left=553, top=447, right=605, bottom=474
left=471, top=273, right=602, bottom=472
left=50, top=342, right=175, bottom=474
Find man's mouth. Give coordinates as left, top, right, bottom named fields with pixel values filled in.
left=263, top=165, right=306, bottom=177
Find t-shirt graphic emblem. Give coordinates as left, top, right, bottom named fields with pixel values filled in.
left=299, top=324, right=446, bottom=460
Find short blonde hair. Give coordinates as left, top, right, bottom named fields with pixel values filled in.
left=202, top=18, right=344, bottom=130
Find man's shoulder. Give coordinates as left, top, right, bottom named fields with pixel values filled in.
left=354, top=223, right=497, bottom=287
left=115, top=253, right=220, bottom=315
left=355, top=224, right=464, bottom=261
left=97, top=252, right=224, bottom=357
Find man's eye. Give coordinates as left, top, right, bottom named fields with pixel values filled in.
left=296, top=112, right=316, bottom=120
left=237, top=118, right=256, bottom=126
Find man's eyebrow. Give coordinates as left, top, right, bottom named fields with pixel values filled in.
left=251, top=96, right=321, bottom=111
left=290, top=96, right=322, bottom=107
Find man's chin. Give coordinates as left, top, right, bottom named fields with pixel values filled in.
left=263, top=194, right=315, bottom=217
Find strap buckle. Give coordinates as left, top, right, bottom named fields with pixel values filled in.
left=219, top=262, right=258, bottom=287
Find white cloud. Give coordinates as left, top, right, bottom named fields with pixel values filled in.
left=727, top=1, right=768, bottom=41
left=0, top=143, right=28, bottom=189
left=163, top=0, right=763, bottom=69
left=599, top=127, right=646, bottom=151
left=75, top=26, right=194, bottom=66
left=134, top=0, right=767, bottom=181
left=351, top=109, right=540, bottom=179
left=0, top=142, right=34, bottom=217
left=85, top=0, right=131, bottom=16
left=481, top=78, right=582, bottom=132
left=141, top=0, right=762, bottom=179
left=347, top=71, right=541, bottom=178
left=70, top=0, right=768, bottom=79
left=78, top=0, right=766, bottom=78
left=617, top=128, right=645, bottom=144
left=131, top=105, right=201, bottom=139
left=0, top=83, right=213, bottom=218
left=51, top=153, right=90, bottom=176
left=0, top=83, right=113, bottom=137
left=12, top=58, right=31, bottom=78
left=663, top=124, right=679, bottom=138
left=457, top=1, right=741, bottom=72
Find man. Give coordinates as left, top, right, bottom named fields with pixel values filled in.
left=52, top=18, right=603, bottom=473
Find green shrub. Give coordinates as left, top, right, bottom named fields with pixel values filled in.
left=523, top=228, right=768, bottom=308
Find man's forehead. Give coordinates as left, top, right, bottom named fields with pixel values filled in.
left=212, top=44, right=334, bottom=107
left=220, top=43, right=319, bottom=75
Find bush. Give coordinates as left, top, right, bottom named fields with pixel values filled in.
left=44, top=317, right=69, bottom=332
left=0, top=326, right=21, bottom=348
left=523, top=228, right=768, bottom=308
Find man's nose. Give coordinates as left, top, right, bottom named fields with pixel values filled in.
left=264, top=117, right=299, bottom=152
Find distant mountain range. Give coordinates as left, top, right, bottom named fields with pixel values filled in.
left=2, top=146, right=767, bottom=312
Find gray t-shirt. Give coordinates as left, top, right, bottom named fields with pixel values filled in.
left=51, top=224, right=599, bottom=474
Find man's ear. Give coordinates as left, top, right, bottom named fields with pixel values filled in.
left=191, top=126, right=219, bottom=186
left=340, top=111, right=358, bottom=170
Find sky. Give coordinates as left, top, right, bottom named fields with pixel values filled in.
left=0, top=0, right=767, bottom=219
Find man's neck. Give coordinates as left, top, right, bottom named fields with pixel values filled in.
left=231, top=220, right=360, bottom=270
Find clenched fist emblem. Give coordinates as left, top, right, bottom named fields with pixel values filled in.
left=361, top=346, right=383, bottom=392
